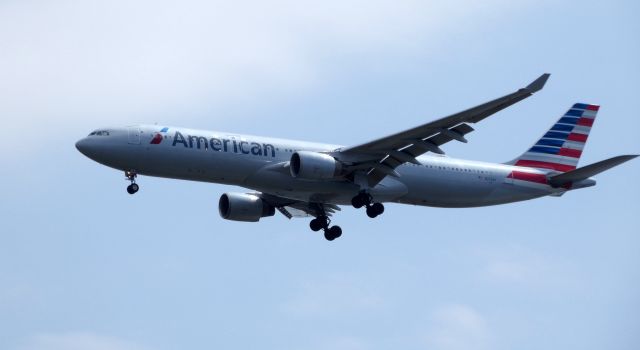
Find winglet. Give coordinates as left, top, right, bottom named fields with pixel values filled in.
left=525, top=73, right=551, bottom=93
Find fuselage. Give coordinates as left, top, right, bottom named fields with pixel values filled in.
left=76, top=124, right=591, bottom=208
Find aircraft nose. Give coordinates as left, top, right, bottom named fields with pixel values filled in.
left=75, top=137, right=100, bottom=159
left=75, top=138, right=88, bottom=154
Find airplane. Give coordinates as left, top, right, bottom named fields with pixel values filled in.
left=76, top=73, right=637, bottom=241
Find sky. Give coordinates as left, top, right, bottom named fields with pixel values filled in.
left=0, top=0, right=639, bottom=349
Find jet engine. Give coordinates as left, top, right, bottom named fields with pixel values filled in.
left=218, top=193, right=275, bottom=222
left=290, top=151, right=343, bottom=180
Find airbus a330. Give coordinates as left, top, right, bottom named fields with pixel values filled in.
left=76, top=74, right=637, bottom=241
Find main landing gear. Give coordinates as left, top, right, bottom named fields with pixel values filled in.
left=125, top=170, right=139, bottom=194
left=309, top=215, right=342, bottom=241
left=351, top=192, right=384, bottom=218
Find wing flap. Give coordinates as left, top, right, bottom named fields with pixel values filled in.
left=366, top=123, right=477, bottom=186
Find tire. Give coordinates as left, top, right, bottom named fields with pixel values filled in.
left=324, top=230, right=335, bottom=241
left=131, top=183, right=139, bottom=193
left=351, top=195, right=365, bottom=209
left=329, top=226, right=342, bottom=239
left=366, top=206, right=378, bottom=218
left=126, top=184, right=135, bottom=194
left=371, top=202, right=384, bottom=215
left=309, top=218, right=323, bottom=232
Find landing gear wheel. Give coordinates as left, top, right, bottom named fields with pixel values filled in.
left=310, top=216, right=330, bottom=232
left=371, top=202, right=384, bottom=215
left=366, top=202, right=384, bottom=218
left=351, top=192, right=372, bottom=209
left=351, top=196, right=365, bottom=209
left=127, top=183, right=139, bottom=194
left=324, top=226, right=342, bottom=241
left=309, top=218, right=324, bottom=232
left=125, top=170, right=139, bottom=195
left=329, top=226, right=342, bottom=239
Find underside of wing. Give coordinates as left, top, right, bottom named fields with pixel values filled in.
left=259, top=192, right=341, bottom=219
left=337, top=73, right=551, bottom=187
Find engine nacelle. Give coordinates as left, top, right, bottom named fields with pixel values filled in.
left=218, top=193, right=275, bottom=222
left=290, top=151, right=342, bottom=179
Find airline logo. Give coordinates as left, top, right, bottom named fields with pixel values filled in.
left=149, top=127, right=277, bottom=157
left=150, top=127, right=169, bottom=144
left=171, top=131, right=277, bottom=157
left=515, top=103, right=599, bottom=172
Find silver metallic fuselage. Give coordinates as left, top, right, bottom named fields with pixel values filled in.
left=76, top=124, right=579, bottom=208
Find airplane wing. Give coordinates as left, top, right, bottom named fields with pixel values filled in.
left=338, top=73, right=550, bottom=187
left=259, top=193, right=341, bottom=219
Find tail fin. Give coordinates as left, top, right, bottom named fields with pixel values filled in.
left=509, top=103, right=599, bottom=172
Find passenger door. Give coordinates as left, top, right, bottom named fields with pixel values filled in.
left=127, top=126, right=141, bottom=144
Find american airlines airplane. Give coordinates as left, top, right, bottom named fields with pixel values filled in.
left=76, top=74, right=636, bottom=241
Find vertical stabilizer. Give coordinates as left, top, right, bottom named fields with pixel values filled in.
left=509, top=103, right=599, bottom=172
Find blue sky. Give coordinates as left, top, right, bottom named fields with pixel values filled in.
left=1, top=0, right=639, bottom=349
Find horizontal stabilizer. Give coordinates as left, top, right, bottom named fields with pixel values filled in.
left=548, top=155, right=638, bottom=187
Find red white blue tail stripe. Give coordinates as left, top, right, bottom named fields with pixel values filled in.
left=514, top=103, right=598, bottom=172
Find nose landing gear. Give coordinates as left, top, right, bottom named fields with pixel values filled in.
left=126, top=183, right=139, bottom=194
left=309, top=215, right=342, bottom=241
left=351, top=192, right=384, bottom=218
left=125, top=170, right=139, bottom=194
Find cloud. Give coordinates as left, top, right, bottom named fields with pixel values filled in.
left=424, top=304, right=491, bottom=350
left=313, top=336, right=370, bottom=350
left=0, top=0, right=529, bottom=156
left=477, top=244, right=579, bottom=288
left=484, top=259, right=531, bottom=284
left=14, top=332, right=149, bottom=350
left=281, top=274, right=384, bottom=318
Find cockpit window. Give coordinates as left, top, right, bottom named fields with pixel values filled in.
left=89, top=130, right=110, bottom=136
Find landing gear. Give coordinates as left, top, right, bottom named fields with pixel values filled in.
left=366, top=202, right=385, bottom=218
left=352, top=192, right=384, bottom=218
left=309, top=216, right=327, bottom=232
left=125, top=170, right=139, bottom=194
left=126, top=183, right=139, bottom=194
left=351, top=192, right=371, bottom=209
left=324, top=226, right=342, bottom=241
left=309, top=215, right=342, bottom=241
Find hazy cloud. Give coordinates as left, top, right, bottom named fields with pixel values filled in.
left=424, top=304, right=491, bottom=350
left=281, top=274, right=384, bottom=318
left=477, top=244, right=579, bottom=288
left=0, top=0, right=528, bottom=155
left=312, top=336, right=370, bottom=350
left=14, top=332, right=149, bottom=350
